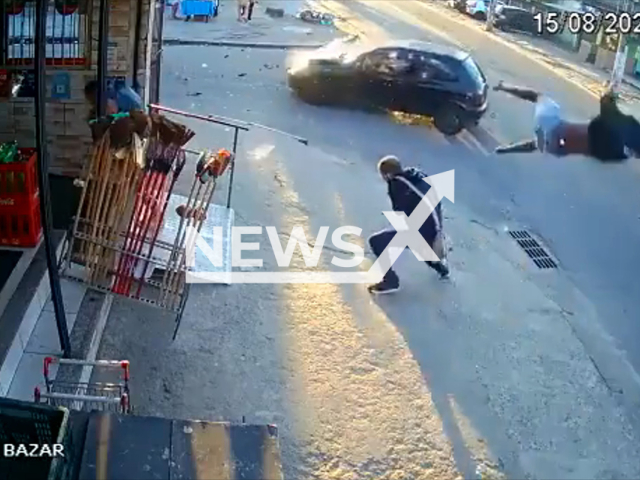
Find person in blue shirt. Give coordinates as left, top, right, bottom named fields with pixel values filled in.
left=84, top=79, right=143, bottom=119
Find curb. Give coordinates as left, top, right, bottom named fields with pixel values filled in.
left=163, top=38, right=324, bottom=49
left=622, top=76, right=640, bottom=93
left=162, top=34, right=358, bottom=49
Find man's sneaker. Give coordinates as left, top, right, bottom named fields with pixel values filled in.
left=432, top=260, right=450, bottom=279
left=438, top=263, right=451, bottom=280
left=367, top=281, right=400, bottom=294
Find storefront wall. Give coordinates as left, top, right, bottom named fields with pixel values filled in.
left=0, top=0, right=153, bottom=177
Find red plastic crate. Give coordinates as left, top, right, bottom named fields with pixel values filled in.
left=0, top=192, right=42, bottom=248
left=0, top=148, right=38, bottom=207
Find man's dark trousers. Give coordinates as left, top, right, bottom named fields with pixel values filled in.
left=368, top=228, right=448, bottom=285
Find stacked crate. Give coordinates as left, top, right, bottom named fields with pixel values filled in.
left=0, top=148, right=42, bottom=248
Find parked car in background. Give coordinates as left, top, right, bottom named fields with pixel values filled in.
left=287, top=40, right=489, bottom=135
left=448, top=0, right=467, bottom=13
left=465, top=0, right=504, bottom=20
left=493, top=5, right=538, bottom=33
left=465, top=0, right=488, bottom=20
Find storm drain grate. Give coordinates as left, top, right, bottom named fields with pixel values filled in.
left=508, top=230, right=558, bottom=269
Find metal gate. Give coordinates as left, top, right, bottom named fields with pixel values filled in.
left=148, top=0, right=165, bottom=104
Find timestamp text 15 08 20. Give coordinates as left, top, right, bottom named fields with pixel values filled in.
left=534, top=11, right=640, bottom=36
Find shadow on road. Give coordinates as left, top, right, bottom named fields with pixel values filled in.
left=369, top=290, right=521, bottom=479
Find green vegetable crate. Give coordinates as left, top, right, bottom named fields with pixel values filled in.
left=0, top=397, right=74, bottom=480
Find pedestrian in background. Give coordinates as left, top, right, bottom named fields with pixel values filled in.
left=247, top=0, right=257, bottom=21
left=367, top=156, right=450, bottom=294
left=237, top=0, right=249, bottom=22
left=84, top=79, right=143, bottom=119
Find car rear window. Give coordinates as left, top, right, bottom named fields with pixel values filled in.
left=462, top=57, right=486, bottom=87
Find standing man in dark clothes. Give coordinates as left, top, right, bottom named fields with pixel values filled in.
left=368, top=156, right=450, bottom=294
left=493, top=81, right=640, bottom=161
left=247, top=0, right=257, bottom=21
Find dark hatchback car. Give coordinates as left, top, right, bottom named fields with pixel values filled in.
left=287, top=40, right=488, bottom=135
left=493, top=6, right=537, bottom=33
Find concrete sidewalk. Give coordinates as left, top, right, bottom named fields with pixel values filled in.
left=163, top=0, right=345, bottom=48
left=491, top=28, right=640, bottom=110
left=95, top=124, right=640, bottom=479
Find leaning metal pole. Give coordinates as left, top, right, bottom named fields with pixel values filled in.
left=485, top=0, right=496, bottom=31
left=35, top=0, right=71, bottom=356
left=97, top=0, right=110, bottom=116
left=609, top=0, right=629, bottom=92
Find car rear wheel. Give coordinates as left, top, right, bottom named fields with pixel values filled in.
left=434, top=106, right=464, bottom=136
left=473, top=11, right=486, bottom=20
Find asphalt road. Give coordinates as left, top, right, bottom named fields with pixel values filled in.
left=104, top=32, right=640, bottom=477
left=315, top=0, right=640, bottom=378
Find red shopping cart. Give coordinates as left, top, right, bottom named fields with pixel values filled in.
left=34, top=357, right=132, bottom=414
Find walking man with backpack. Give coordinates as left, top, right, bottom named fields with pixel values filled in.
left=367, top=156, right=450, bottom=294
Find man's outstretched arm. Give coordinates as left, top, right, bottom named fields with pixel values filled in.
left=493, top=81, right=540, bottom=103
left=495, top=139, right=538, bottom=154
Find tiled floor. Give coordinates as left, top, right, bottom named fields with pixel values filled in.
left=24, top=310, right=78, bottom=355
left=43, top=279, right=86, bottom=315
left=6, top=352, right=59, bottom=402
left=6, top=279, right=86, bottom=401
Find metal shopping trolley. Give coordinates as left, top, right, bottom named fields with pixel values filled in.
left=34, top=357, right=132, bottom=414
